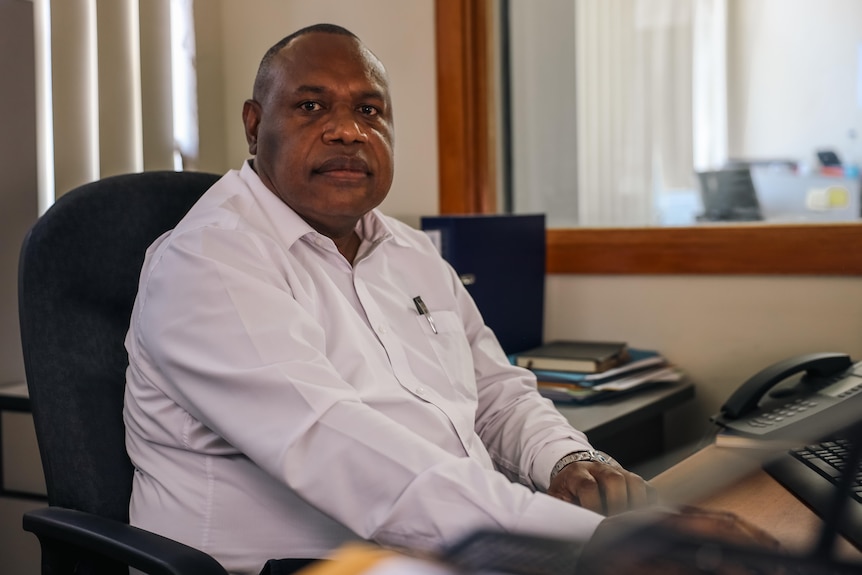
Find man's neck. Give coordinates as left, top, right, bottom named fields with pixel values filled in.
left=333, top=229, right=362, bottom=265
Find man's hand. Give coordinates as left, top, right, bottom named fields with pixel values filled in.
left=577, top=506, right=784, bottom=575
left=546, top=458, right=656, bottom=515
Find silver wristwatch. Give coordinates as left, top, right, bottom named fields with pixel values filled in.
left=550, top=450, right=619, bottom=480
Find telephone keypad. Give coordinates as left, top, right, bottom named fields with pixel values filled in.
left=747, top=397, right=818, bottom=428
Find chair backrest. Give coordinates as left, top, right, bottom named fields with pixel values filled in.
left=18, top=171, right=220, bottom=524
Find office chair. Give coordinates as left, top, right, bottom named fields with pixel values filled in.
left=18, top=170, right=227, bottom=575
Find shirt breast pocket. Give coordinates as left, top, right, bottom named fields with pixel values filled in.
left=415, top=310, right=477, bottom=401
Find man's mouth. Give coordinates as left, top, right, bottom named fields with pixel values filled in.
left=315, top=156, right=370, bottom=179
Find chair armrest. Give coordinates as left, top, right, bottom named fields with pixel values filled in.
left=23, top=507, right=229, bottom=575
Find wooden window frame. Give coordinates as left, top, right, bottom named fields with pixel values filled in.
left=435, top=0, right=862, bottom=275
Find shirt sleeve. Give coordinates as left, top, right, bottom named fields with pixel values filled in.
left=446, top=265, right=595, bottom=492
left=131, top=226, right=603, bottom=553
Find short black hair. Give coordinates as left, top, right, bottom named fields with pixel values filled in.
left=252, top=23, right=360, bottom=101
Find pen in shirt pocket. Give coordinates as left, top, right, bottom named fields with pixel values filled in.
left=412, top=296, right=438, bottom=334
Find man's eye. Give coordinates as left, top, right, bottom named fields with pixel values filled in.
left=299, top=102, right=321, bottom=112
left=359, top=105, right=379, bottom=117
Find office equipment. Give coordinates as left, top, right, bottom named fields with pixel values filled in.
left=818, top=149, right=843, bottom=168
left=443, top=530, right=585, bottom=575
left=573, top=521, right=862, bottom=574
left=420, top=214, right=545, bottom=355
left=711, top=352, right=860, bottom=443
left=514, top=340, right=628, bottom=373
left=18, top=171, right=231, bottom=575
left=711, top=353, right=862, bottom=554
left=765, top=435, right=862, bottom=550
left=695, top=167, right=763, bottom=222
left=750, top=166, right=861, bottom=222
left=443, top=447, right=862, bottom=575
left=653, top=444, right=862, bottom=568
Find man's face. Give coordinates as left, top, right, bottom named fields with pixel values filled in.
left=243, top=33, right=395, bottom=237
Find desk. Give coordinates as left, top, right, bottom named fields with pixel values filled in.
left=0, top=381, right=45, bottom=501
left=0, top=381, right=29, bottom=412
left=652, top=443, right=862, bottom=562
left=556, top=380, right=694, bottom=468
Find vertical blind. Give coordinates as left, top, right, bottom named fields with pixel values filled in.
left=35, top=0, right=195, bottom=212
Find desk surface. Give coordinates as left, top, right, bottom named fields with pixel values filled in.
left=652, top=443, right=862, bottom=561
left=0, top=381, right=29, bottom=411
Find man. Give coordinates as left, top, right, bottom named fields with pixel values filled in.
left=124, top=24, right=775, bottom=575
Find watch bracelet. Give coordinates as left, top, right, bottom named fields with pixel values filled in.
left=550, top=449, right=616, bottom=480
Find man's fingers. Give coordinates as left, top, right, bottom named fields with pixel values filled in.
left=596, top=468, right=629, bottom=515
left=624, top=471, right=655, bottom=509
left=548, top=463, right=654, bottom=515
left=571, top=474, right=603, bottom=513
left=672, top=506, right=783, bottom=550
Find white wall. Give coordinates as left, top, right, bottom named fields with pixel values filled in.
left=728, top=0, right=862, bottom=168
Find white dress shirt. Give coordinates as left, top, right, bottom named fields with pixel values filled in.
left=123, top=161, right=603, bottom=575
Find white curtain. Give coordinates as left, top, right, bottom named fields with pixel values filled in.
left=35, top=0, right=196, bottom=211
left=573, top=0, right=726, bottom=226
left=692, top=0, right=728, bottom=172
left=576, top=0, right=686, bottom=226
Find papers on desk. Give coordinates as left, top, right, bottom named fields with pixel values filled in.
left=537, top=367, right=682, bottom=405
left=513, top=348, right=682, bottom=405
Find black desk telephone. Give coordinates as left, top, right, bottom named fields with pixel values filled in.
left=712, top=352, right=862, bottom=441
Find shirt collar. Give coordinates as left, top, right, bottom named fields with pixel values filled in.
left=238, top=159, right=411, bottom=251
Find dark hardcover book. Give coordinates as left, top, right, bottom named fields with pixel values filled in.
left=514, top=340, right=629, bottom=373
left=525, top=348, right=665, bottom=386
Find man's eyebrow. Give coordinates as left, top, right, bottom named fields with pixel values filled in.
left=292, top=85, right=386, bottom=102
left=293, top=85, right=327, bottom=96
left=356, top=89, right=386, bottom=102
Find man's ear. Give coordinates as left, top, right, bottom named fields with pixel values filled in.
left=242, top=99, right=262, bottom=155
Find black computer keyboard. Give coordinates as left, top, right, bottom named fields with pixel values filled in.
left=765, top=437, right=862, bottom=550
left=442, top=525, right=862, bottom=574
left=443, top=530, right=583, bottom=575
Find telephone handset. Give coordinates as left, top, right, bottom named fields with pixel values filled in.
left=713, top=352, right=862, bottom=440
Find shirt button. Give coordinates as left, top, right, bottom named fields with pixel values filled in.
left=415, top=386, right=425, bottom=396
left=378, top=324, right=388, bottom=335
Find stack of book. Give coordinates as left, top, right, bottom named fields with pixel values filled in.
left=511, top=340, right=681, bottom=405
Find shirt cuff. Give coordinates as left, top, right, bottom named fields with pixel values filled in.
left=531, top=439, right=593, bottom=492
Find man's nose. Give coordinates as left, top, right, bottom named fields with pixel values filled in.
left=323, top=106, right=368, bottom=144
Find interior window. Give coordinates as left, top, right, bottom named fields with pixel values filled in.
left=502, top=0, right=862, bottom=229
